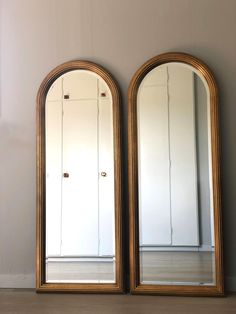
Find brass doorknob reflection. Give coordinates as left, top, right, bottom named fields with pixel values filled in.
left=101, top=172, right=107, bottom=177
left=63, top=172, right=69, bottom=178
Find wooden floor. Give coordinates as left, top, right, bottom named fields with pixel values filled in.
left=140, top=251, right=215, bottom=284
left=46, top=251, right=214, bottom=285
left=46, top=260, right=115, bottom=282
left=0, top=289, right=235, bottom=314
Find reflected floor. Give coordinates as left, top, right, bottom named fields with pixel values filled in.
left=140, top=251, right=215, bottom=285
left=46, top=258, right=115, bottom=283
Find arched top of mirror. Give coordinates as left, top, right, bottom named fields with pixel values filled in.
left=37, top=60, right=120, bottom=112
left=128, top=52, right=218, bottom=106
left=46, top=70, right=112, bottom=102
left=138, top=62, right=209, bottom=97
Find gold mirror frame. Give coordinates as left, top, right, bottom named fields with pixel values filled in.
left=128, top=52, right=224, bottom=296
left=36, top=60, right=124, bottom=293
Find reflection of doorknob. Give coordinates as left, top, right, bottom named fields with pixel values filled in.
left=63, top=172, right=69, bottom=178
left=101, top=172, right=107, bottom=177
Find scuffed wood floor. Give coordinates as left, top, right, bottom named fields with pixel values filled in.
left=0, top=289, right=235, bottom=314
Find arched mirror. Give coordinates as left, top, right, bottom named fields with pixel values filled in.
left=36, top=61, right=123, bottom=293
left=128, top=53, right=224, bottom=296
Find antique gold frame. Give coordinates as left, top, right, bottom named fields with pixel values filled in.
left=128, top=52, right=224, bottom=296
left=36, top=60, right=124, bottom=293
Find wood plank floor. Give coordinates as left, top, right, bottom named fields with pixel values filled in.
left=140, top=251, right=215, bottom=284
left=46, top=251, right=214, bottom=285
left=0, top=289, right=235, bottom=314
left=46, top=261, right=115, bottom=282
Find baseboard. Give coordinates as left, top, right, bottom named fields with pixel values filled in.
left=0, top=274, right=35, bottom=288
left=140, top=245, right=214, bottom=252
left=225, top=276, right=236, bottom=292
left=47, top=257, right=114, bottom=262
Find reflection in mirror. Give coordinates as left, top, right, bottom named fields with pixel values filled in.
left=137, top=63, right=215, bottom=286
left=45, top=70, right=115, bottom=283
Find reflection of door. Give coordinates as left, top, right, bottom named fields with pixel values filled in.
left=138, top=65, right=199, bottom=247
left=62, top=99, right=99, bottom=256
left=138, top=67, right=171, bottom=246
left=46, top=70, right=115, bottom=257
left=98, top=83, right=115, bottom=256
left=168, top=65, right=199, bottom=246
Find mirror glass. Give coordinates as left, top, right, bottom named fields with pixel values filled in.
left=45, top=69, right=116, bottom=283
left=137, top=62, right=215, bottom=286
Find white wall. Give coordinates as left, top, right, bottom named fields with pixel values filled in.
left=195, top=75, right=213, bottom=247
left=0, top=0, right=236, bottom=290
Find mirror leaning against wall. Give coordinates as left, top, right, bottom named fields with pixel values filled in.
left=128, top=52, right=224, bottom=296
left=36, top=61, right=123, bottom=293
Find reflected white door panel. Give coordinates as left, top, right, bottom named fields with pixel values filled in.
left=63, top=71, right=97, bottom=100
left=61, top=99, right=99, bottom=256
left=45, top=100, right=63, bottom=256
left=138, top=71, right=171, bottom=246
left=98, top=79, right=115, bottom=256
left=46, top=77, right=63, bottom=256
left=138, top=65, right=199, bottom=248
left=168, top=65, right=199, bottom=246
